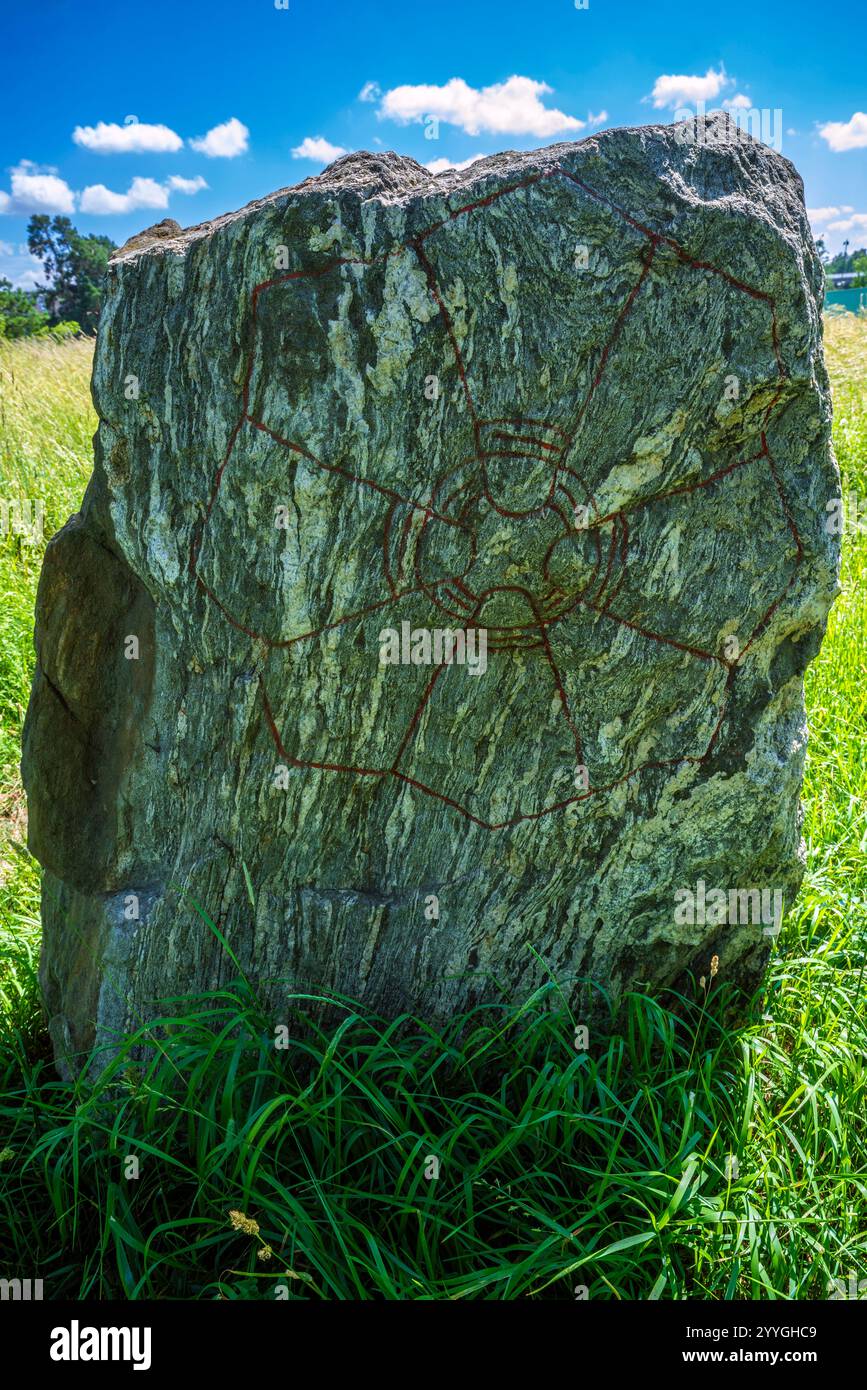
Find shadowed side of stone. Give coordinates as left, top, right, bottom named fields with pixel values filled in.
left=22, top=500, right=157, bottom=1070
left=23, top=514, right=155, bottom=886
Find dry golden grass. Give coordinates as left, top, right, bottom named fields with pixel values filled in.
left=0, top=335, right=96, bottom=506
left=824, top=308, right=867, bottom=409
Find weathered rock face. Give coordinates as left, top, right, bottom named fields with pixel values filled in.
left=23, top=115, right=839, bottom=1074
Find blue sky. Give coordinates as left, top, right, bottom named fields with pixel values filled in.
left=1, top=0, right=865, bottom=288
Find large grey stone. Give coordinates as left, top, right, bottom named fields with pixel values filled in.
left=23, top=114, right=839, bottom=1074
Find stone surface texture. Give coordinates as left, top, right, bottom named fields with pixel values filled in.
left=23, top=115, right=839, bottom=1074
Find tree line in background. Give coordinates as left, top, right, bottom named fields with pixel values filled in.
left=0, top=216, right=116, bottom=339
left=817, top=240, right=867, bottom=285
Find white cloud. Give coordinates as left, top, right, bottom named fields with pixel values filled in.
left=167, top=174, right=208, bottom=194
left=358, top=81, right=381, bottom=103
left=73, top=120, right=183, bottom=154
left=80, top=176, right=170, bottom=215
left=648, top=66, right=730, bottom=110
left=587, top=110, right=608, bottom=127
left=291, top=136, right=348, bottom=162
left=425, top=154, right=487, bottom=174
left=826, top=212, right=867, bottom=234
left=78, top=171, right=207, bottom=215
left=11, top=266, right=42, bottom=289
left=0, top=157, right=208, bottom=219
left=808, top=206, right=854, bottom=223
left=189, top=117, right=249, bottom=158
left=818, top=112, right=867, bottom=152
left=0, top=245, right=46, bottom=289
left=378, top=75, right=584, bottom=138
left=0, top=161, right=76, bottom=215
left=723, top=93, right=751, bottom=110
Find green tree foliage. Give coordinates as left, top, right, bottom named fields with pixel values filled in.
left=27, top=216, right=116, bottom=334
left=0, top=277, right=49, bottom=338
left=825, top=245, right=867, bottom=276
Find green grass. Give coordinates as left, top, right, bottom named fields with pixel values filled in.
left=1, top=322, right=866, bottom=1300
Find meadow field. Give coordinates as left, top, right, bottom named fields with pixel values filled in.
left=0, top=320, right=865, bottom=1300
